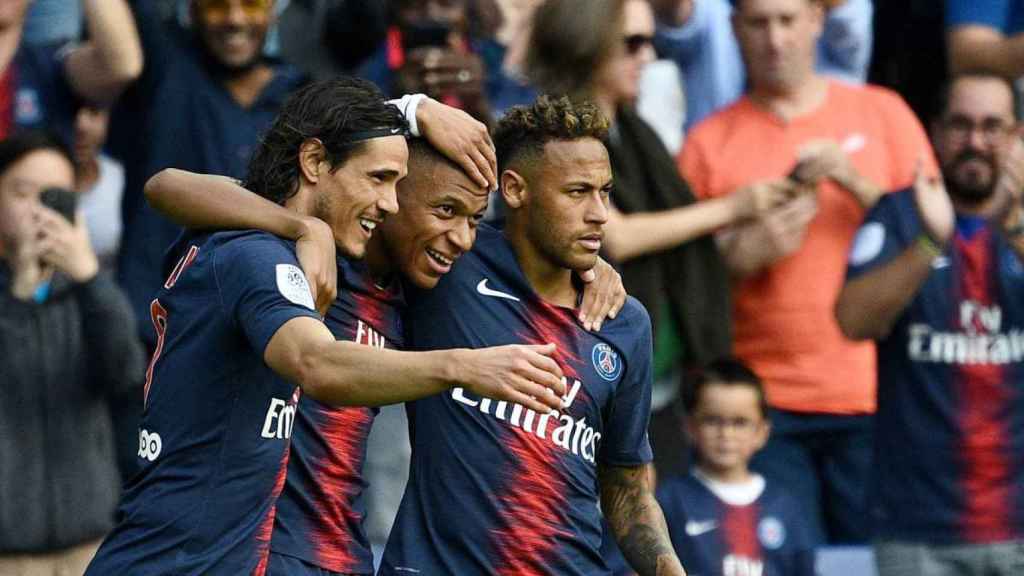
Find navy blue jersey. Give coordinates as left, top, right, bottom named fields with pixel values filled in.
left=269, top=258, right=405, bottom=575
left=1, top=43, right=79, bottom=140
left=85, top=231, right=320, bottom=576
left=656, top=472, right=814, bottom=576
left=379, top=224, right=654, bottom=575
left=848, top=189, right=1024, bottom=543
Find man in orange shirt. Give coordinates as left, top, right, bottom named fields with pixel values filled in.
left=678, top=0, right=936, bottom=545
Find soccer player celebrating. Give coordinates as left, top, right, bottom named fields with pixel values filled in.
left=656, top=358, right=815, bottom=576
left=84, top=78, right=568, bottom=576
left=142, top=138, right=627, bottom=576
left=379, top=95, right=685, bottom=575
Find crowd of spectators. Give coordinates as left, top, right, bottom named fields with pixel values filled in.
left=4, top=0, right=1024, bottom=575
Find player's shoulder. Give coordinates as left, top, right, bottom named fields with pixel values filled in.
left=600, top=296, right=652, bottom=342
left=208, top=230, right=299, bottom=262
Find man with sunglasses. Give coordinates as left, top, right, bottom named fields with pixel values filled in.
left=836, top=73, right=1024, bottom=576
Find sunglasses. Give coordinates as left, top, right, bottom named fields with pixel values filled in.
left=195, top=0, right=273, bottom=21
left=622, top=34, right=654, bottom=56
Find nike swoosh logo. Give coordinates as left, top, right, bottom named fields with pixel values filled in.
left=685, top=519, right=718, bottom=536
left=476, top=279, right=521, bottom=302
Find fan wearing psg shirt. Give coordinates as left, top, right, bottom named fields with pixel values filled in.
left=85, top=78, right=568, bottom=576
left=656, top=358, right=814, bottom=576
left=836, top=73, right=1024, bottom=575
left=378, top=95, right=685, bottom=576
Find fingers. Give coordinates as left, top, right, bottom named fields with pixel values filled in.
left=520, top=343, right=566, bottom=395
left=505, top=385, right=562, bottom=414
left=580, top=279, right=608, bottom=331
left=466, top=143, right=493, bottom=190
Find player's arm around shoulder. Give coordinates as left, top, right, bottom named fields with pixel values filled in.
left=599, top=463, right=687, bottom=576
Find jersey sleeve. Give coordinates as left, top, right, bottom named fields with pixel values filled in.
left=598, top=302, right=654, bottom=467
left=945, top=0, right=1009, bottom=29
left=845, top=189, right=917, bottom=280
left=213, top=234, right=321, bottom=355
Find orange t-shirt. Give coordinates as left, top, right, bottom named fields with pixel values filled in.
left=679, top=81, right=936, bottom=415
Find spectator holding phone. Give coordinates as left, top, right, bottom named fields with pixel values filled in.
left=679, top=0, right=936, bottom=546
left=0, top=130, right=144, bottom=574
left=359, top=0, right=532, bottom=124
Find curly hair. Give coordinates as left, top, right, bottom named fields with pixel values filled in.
left=493, top=94, right=609, bottom=177
left=244, top=77, right=408, bottom=205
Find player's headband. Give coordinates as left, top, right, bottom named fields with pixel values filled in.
left=336, top=127, right=406, bottom=145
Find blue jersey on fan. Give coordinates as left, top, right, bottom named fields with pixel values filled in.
left=656, top=471, right=815, bottom=576
left=269, top=257, right=404, bottom=575
left=85, top=231, right=321, bottom=576
left=847, top=188, right=1024, bottom=543
left=379, top=224, right=654, bottom=576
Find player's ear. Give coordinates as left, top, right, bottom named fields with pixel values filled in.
left=298, top=138, right=327, bottom=185
left=500, top=169, right=528, bottom=209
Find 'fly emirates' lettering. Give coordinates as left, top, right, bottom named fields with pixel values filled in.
left=451, top=378, right=602, bottom=464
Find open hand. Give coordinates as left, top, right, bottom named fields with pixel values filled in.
left=295, top=216, right=337, bottom=316
left=911, top=161, right=954, bottom=246
left=456, top=343, right=567, bottom=413
left=578, top=256, right=626, bottom=331
left=416, top=96, right=497, bottom=190
left=35, top=207, right=98, bottom=283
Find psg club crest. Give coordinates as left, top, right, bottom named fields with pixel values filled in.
left=757, top=517, right=786, bottom=550
left=592, top=343, right=622, bottom=381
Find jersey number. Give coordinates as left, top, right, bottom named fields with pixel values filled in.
left=143, top=246, right=199, bottom=407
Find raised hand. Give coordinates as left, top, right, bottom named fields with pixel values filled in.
left=35, top=207, right=98, bottom=283
left=732, top=179, right=792, bottom=220
left=455, top=343, right=567, bottom=414
left=911, top=162, right=954, bottom=246
left=416, top=96, right=497, bottom=190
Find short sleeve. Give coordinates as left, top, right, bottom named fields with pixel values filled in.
left=876, top=89, right=938, bottom=190
left=846, top=190, right=916, bottom=280
left=598, top=304, right=654, bottom=467
left=945, top=0, right=1010, bottom=29
left=213, top=234, right=321, bottom=355
left=678, top=131, right=714, bottom=200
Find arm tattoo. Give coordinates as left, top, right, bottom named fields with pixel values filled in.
left=599, top=464, right=685, bottom=576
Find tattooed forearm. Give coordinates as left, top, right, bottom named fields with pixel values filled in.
left=599, top=464, right=686, bottom=576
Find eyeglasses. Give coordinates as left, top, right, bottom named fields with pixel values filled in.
left=694, top=414, right=760, bottom=433
left=194, top=0, right=273, bottom=22
left=622, top=34, right=654, bottom=56
left=941, top=115, right=1015, bottom=145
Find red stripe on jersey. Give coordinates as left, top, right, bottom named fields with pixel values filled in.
left=722, top=503, right=761, bottom=559
left=954, top=230, right=1013, bottom=542
left=309, top=406, right=375, bottom=572
left=253, top=389, right=300, bottom=576
left=491, top=301, right=585, bottom=573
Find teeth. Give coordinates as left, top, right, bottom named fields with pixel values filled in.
left=427, top=248, right=452, bottom=266
left=359, top=219, right=377, bottom=231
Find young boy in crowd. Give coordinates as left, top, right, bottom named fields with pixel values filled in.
left=657, top=358, right=815, bottom=576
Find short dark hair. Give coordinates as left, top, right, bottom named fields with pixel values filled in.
left=682, top=357, right=768, bottom=417
left=933, top=73, right=1019, bottom=122
left=244, top=77, right=408, bottom=205
left=493, top=94, right=609, bottom=178
left=0, top=130, right=74, bottom=177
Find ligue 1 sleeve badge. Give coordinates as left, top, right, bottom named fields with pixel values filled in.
left=592, top=343, right=622, bottom=381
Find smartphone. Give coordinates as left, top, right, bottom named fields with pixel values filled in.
left=40, top=186, right=78, bottom=222
left=403, top=22, right=452, bottom=52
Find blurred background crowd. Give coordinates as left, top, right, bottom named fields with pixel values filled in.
left=3, top=0, right=1024, bottom=575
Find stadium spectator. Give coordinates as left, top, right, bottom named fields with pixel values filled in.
left=358, top=0, right=532, bottom=123
left=657, top=358, right=814, bottom=576
left=946, top=0, right=1024, bottom=82
left=73, top=106, right=123, bottom=268
left=526, top=0, right=786, bottom=476
left=0, top=0, right=141, bottom=140
left=679, top=0, right=936, bottom=545
left=652, top=0, right=873, bottom=132
left=837, top=73, right=1024, bottom=576
left=0, top=131, right=144, bottom=576
left=86, top=78, right=568, bottom=575
left=112, top=0, right=308, bottom=353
